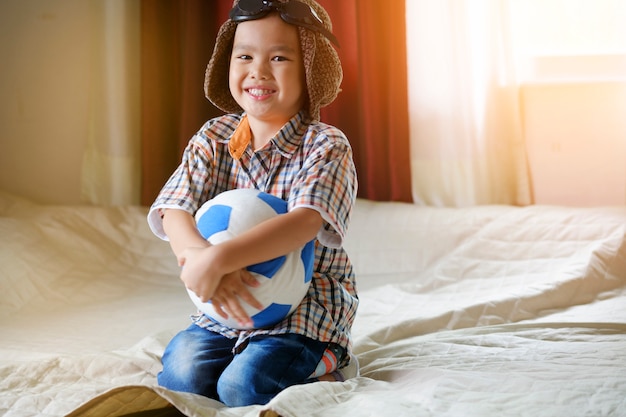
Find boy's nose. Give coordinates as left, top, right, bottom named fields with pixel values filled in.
left=250, top=62, right=270, bottom=80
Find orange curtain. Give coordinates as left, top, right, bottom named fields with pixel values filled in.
left=318, top=0, right=412, bottom=202
left=140, top=0, right=412, bottom=204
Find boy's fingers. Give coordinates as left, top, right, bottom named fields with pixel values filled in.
left=241, top=270, right=260, bottom=287
left=211, top=299, right=229, bottom=319
left=223, top=296, right=253, bottom=327
left=237, top=288, right=263, bottom=310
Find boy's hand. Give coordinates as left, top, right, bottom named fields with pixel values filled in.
left=179, top=245, right=263, bottom=327
left=178, top=246, right=222, bottom=302
left=210, top=269, right=263, bottom=328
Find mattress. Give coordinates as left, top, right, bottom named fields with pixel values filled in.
left=1, top=190, right=625, bottom=416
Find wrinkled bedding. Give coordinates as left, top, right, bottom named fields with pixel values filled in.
left=1, top=190, right=625, bottom=417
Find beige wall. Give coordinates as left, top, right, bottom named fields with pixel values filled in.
left=0, top=0, right=92, bottom=205
left=522, top=81, right=626, bottom=206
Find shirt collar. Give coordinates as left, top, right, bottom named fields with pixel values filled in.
left=228, top=114, right=251, bottom=160
left=228, top=111, right=310, bottom=160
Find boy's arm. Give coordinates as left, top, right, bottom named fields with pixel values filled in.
left=163, top=208, right=263, bottom=327
left=178, top=207, right=322, bottom=326
left=194, top=207, right=323, bottom=274
left=162, top=209, right=210, bottom=262
left=166, top=207, right=322, bottom=328
left=164, top=206, right=321, bottom=273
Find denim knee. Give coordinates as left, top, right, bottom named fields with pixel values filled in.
left=157, top=325, right=234, bottom=399
left=217, top=362, right=269, bottom=407
left=216, top=334, right=328, bottom=407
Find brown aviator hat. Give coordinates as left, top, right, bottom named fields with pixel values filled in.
left=204, top=0, right=343, bottom=121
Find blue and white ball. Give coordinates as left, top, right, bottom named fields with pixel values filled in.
left=186, top=188, right=315, bottom=329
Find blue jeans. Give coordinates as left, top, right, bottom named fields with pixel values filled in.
left=157, top=324, right=329, bottom=407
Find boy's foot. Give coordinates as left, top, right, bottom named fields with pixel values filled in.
left=318, top=353, right=360, bottom=382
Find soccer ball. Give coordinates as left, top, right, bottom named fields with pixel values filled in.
left=186, top=188, right=315, bottom=329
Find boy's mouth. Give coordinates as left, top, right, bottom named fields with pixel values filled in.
left=246, top=88, right=275, bottom=97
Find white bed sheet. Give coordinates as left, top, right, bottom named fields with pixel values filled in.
left=1, top=191, right=625, bottom=417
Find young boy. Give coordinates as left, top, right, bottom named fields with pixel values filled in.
left=147, top=0, right=358, bottom=407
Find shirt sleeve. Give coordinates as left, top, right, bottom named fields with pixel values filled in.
left=146, top=130, right=217, bottom=240
left=289, top=126, right=358, bottom=248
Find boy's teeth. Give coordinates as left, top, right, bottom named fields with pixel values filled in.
left=249, top=89, right=271, bottom=96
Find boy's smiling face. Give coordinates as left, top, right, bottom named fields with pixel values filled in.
left=229, top=13, right=306, bottom=132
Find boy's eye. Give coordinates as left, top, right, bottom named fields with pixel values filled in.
left=237, top=54, right=252, bottom=60
left=272, top=56, right=288, bottom=62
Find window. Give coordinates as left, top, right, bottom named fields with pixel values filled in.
left=508, top=0, right=626, bottom=81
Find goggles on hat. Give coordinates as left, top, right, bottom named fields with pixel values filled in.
left=229, top=0, right=340, bottom=47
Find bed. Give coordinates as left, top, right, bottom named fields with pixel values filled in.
left=1, top=189, right=625, bottom=417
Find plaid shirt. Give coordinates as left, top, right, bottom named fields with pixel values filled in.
left=147, top=111, right=358, bottom=352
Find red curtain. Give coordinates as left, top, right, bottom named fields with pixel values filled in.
left=140, top=0, right=231, bottom=205
left=140, top=0, right=412, bottom=204
left=318, top=0, right=412, bottom=202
